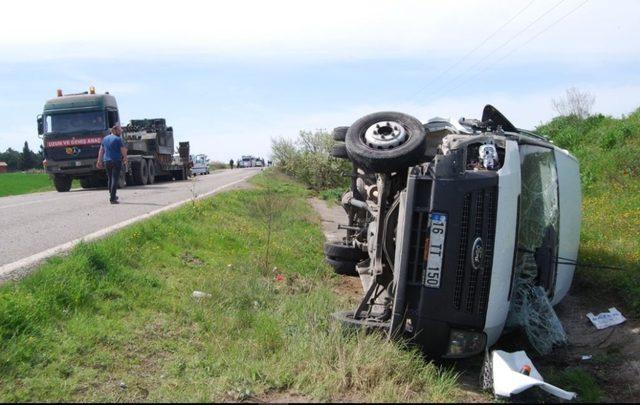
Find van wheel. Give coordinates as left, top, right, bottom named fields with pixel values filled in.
left=345, top=111, right=426, bottom=173
left=330, top=143, right=349, bottom=160
left=325, top=258, right=359, bottom=277
left=147, top=160, right=155, bottom=184
left=332, top=126, right=349, bottom=141
left=53, top=175, right=72, bottom=192
left=324, top=242, right=368, bottom=262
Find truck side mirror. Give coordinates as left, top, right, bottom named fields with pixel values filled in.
left=37, top=115, right=44, bottom=137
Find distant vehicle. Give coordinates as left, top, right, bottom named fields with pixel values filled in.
left=191, top=154, right=210, bottom=175
left=237, top=155, right=258, bottom=168
left=255, top=159, right=264, bottom=167
left=327, top=105, right=581, bottom=359
left=37, top=88, right=191, bottom=191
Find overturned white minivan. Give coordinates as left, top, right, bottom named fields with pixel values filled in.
left=325, top=105, right=581, bottom=358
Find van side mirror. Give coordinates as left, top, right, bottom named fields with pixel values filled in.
left=37, top=115, right=44, bottom=136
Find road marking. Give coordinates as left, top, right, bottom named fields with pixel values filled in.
left=0, top=196, right=69, bottom=210
left=0, top=169, right=236, bottom=210
left=0, top=173, right=255, bottom=279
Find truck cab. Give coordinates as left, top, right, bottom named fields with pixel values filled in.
left=38, top=88, right=120, bottom=191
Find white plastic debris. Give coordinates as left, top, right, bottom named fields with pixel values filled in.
left=192, top=291, right=212, bottom=298
left=492, top=350, right=577, bottom=400
left=586, top=307, right=626, bottom=330
left=581, top=354, right=592, bottom=361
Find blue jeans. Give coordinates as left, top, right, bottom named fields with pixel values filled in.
left=105, top=160, right=122, bottom=201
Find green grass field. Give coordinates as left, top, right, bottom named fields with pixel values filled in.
left=537, top=109, right=640, bottom=313
left=0, top=172, right=80, bottom=197
left=0, top=171, right=461, bottom=402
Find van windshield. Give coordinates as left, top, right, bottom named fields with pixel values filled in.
left=45, top=111, right=106, bottom=134
left=515, top=145, right=560, bottom=293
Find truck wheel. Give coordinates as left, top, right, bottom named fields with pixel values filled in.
left=345, top=111, right=426, bottom=173
left=132, top=160, right=148, bottom=185
left=80, top=178, right=93, bottom=189
left=53, top=175, right=72, bottom=192
left=332, top=126, right=349, bottom=141
left=147, top=160, right=156, bottom=184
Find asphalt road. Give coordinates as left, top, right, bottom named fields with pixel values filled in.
left=0, top=168, right=260, bottom=275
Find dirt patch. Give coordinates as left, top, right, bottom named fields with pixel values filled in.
left=308, top=198, right=346, bottom=243
left=309, top=196, right=640, bottom=402
left=541, top=292, right=640, bottom=401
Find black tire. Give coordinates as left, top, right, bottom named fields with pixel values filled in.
left=147, top=160, right=155, bottom=184
left=95, top=177, right=108, bottom=187
left=53, top=175, right=72, bottom=192
left=345, top=111, right=426, bottom=173
left=332, top=311, right=390, bottom=331
left=132, top=160, right=148, bottom=185
left=324, top=242, right=368, bottom=262
left=330, top=143, right=349, bottom=160
left=325, top=258, right=359, bottom=277
left=79, top=178, right=93, bottom=189
left=332, top=126, right=349, bottom=141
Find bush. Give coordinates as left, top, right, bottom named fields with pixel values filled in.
left=271, top=130, right=350, bottom=191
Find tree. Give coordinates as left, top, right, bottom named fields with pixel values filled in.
left=271, top=130, right=350, bottom=191
left=20, top=141, right=38, bottom=170
left=0, top=148, right=21, bottom=171
left=552, top=87, right=595, bottom=119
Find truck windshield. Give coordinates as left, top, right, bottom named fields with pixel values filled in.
left=45, top=111, right=106, bottom=134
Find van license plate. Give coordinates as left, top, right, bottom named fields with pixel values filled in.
left=423, top=213, right=447, bottom=288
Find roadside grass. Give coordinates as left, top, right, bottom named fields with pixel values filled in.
left=0, top=170, right=461, bottom=402
left=547, top=368, right=602, bottom=402
left=0, top=172, right=79, bottom=197
left=319, top=187, right=344, bottom=204
left=536, top=109, right=640, bottom=313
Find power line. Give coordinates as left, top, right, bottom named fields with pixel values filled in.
left=418, top=0, right=569, bottom=105
left=409, top=0, right=538, bottom=100
left=431, top=0, right=590, bottom=100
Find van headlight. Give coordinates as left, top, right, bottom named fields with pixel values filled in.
left=443, top=329, right=486, bottom=358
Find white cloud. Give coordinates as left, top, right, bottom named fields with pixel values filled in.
left=202, top=82, right=640, bottom=160
left=2, top=0, right=639, bottom=64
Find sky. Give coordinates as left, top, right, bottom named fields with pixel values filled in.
left=1, top=0, right=639, bottom=161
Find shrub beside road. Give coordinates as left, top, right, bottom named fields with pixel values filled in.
left=0, top=170, right=461, bottom=402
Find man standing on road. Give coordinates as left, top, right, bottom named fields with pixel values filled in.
left=229, top=159, right=234, bottom=169
left=97, top=124, right=128, bottom=204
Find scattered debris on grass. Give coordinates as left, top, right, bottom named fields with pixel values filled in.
left=587, top=307, right=626, bottom=329
left=490, top=350, right=576, bottom=400
left=191, top=290, right=212, bottom=299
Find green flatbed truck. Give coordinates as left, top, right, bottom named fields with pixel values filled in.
left=37, top=88, right=190, bottom=192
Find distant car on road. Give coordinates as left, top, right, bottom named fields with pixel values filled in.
left=190, top=154, right=210, bottom=176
